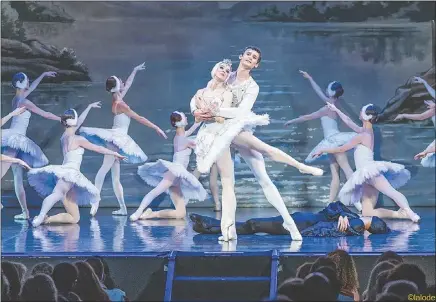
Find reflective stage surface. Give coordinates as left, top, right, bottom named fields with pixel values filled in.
left=2, top=207, right=434, bottom=254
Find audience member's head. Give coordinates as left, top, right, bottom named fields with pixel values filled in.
left=376, top=251, right=403, bottom=266
left=304, top=272, right=338, bottom=301
left=363, top=261, right=396, bottom=301
left=66, top=291, right=82, bottom=301
left=386, top=263, right=427, bottom=292
left=375, top=270, right=392, bottom=298
left=19, top=273, right=58, bottom=302
left=310, top=256, right=336, bottom=273
left=315, top=266, right=340, bottom=297
left=375, top=292, right=404, bottom=301
left=277, top=278, right=305, bottom=301
left=1, top=261, right=21, bottom=301
left=85, top=257, right=105, bottom=282
left=52, top=262, right=79, bottom=294
left=382, top=280, right=419, bottom=300
left=296, top=262, right=312, bottom=279
left=31, top=262, right=54, bottom=277
left=1, top=271, right=11, bottom=301
left=274, top=294, right=293, bottom=301
left=327, top=249, right=359, bottom=295
left=74, top=261, right=109, bottom=301
left=97, top=257, right=117, bottom=289
left=12, top=262, right=27, bottom=283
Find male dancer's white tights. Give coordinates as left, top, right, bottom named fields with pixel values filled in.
left=92, top=155, right=127, bottom=216
left=33, top=179, right=80, bottom=227
left=1, top=150, right=28, bottom=219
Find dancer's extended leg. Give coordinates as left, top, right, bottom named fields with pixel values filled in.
left=32, top=180, right=72, bottom=227
left=334, top=153, right=354, bottom=179
left=11, top=165, right=29, bottom=220
left=129, top=172, right=175, bottom=221
left=45, top=196, right=80, bottom=224
left=111, top=159, right=127, bottom=215
left=370, top=176, right=420, bottom=222
left=140, top=185, right=187, bottom=219
left=216, top=149, right=237, bottom=241
left=237, top=147, right=302, bottom=240
left=328, top=156, right=341, bottom=203
left=209, top=163, right=221, bottom=211
left=91, top=155, right=116, bottom=216
left=232, top=131, right=323, bottom=176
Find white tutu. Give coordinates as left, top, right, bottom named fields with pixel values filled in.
left=305, top=132, right=357, bottom=163
left=28, top=165, right=100, bottom=206
left=339, top=145, right=410, bottom=206
left=79, top=127, right=147, bottom=164
left=138, top=159, right=207, bottom=203
left=421, top=153, right=435, bottom=168
left=195, top=113, right=270, bottom=173
left=1, top=130, right=49, bottom=168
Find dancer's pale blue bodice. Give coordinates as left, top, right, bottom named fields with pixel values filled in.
left=173, top=148, right=192, bottom=168
left=62, top=148, right=84, bottom=170
left=112, top=113, right=130, bottom=134
left=9, top=110, right=31, bottom=135
left=320, top=116, right=340, bottom=138
left=354, top=144, right=374, bottom=169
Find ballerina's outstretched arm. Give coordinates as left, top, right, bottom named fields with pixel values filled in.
left=312, top=134, right=363, bottom=157
left=185, top=122, right=202, bottom=137
left=0, top=155, right=31, bottom=170
left=299, top=70, right=332, bottom=103
left=120, top=63, right=146, bottom=98
left=394, top=101, right=435, bottom=121
left=21, top=99, right=60, bottom=122
left=23, top=71, right=57, bottom=98
left=414, top=140, right=436, bottom=160
left=284, top=107, right=328, bottom=126
left=72, top=101, right=102, bottom=130
left=1, top=107, right=26, bottom=127
left=414, top=76, right=435, bottom=99
left=326, top=102, right=363, bottom=133
left=76, top=136, right=126, bottom=160
left=116, top=101, right=168, bottom=139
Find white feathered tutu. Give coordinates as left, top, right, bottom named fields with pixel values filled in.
left=195, top=112, right=270, bottom=173
left=2, top=129, right=49, bottom=168
left=339, top=145, right=411, bottom=206
left=421, top=153, right=435, bottom=168
left=138, top=149, right=207, bottom=203
left=79, top=127, right=147, bottom=164
left=27, top=149, right=100, bottom=206
left=305, top=132, right=357, bottom=163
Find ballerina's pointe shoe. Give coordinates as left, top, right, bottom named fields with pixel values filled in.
left=354, top=202, right=362, bottom=213
left=218, top=223, right=237, bottom=242
left=398, top=208, right=421, bottom=223
left=298, top=164, right=324, bottom=176
left=129, top=210, right=142, bottom=222
left=14, top=212, right=29, bottom=220
left=139, top=208, right=153, bottom=220
left=90, top=202, right=99, bottom=216
left=112, top=208, right=128, bottom=216
left=32, top=215, right=48, bottom=228
left=283, top=222, right=303, bottom=241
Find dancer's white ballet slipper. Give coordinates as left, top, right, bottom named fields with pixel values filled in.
left=283, top=222, right=303, bottom=241
left=32, top=215, right=48, bottom=228
left=397, top=208, right=420, bottom=223
left=219, top=239, right=237, bottom=252
left=354, top=202, right=362, bottom=213
left=14, top=212, right=29, bottom=220
left=218, top=222, right=237, bottom=242
left=130, top=209, right=144, bottom=222
left=139, top=208, right=153, bottom=220
left=289, top=240, right=303, bottom=252
left=112, top=207, right=128, bottom=216
left=90, top=202, right=99, bottom=216
left=298, top=164, right=324, bottom=176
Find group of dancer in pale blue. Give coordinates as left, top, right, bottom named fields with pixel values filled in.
left=1, top=46, right=432, bottom=239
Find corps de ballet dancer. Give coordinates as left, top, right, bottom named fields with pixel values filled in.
left=79, top=63, right=168, bottom=216
left=285, top=71, right=357, bottom=208
left=29, top=103, right=126, bottom=227
left=190, top=201, right=390, bottom=237
left=1, top=71, right=60, bottom=220
left=130, top=112, right=207, bottom=221
left=395, top=76, right=435, bottom=168
left=192, top=49, right=323, bottom=242
left=312, top=103, right=420, bottom=222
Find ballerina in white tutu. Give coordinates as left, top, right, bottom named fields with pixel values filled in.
left=2, top=71, right=60, bottom=220
left=285, top=70, right=356, bottom=206
left=130, top=112, right=206, bottom=221
left=313, top=103, right=420, bottom=222
left=394, top=76, right=435, bottom=168
left=79, top=63, right=167, bottom=217
left=29, top=103, right=126, bottom=227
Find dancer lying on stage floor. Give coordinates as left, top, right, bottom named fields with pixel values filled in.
left=129, top=112, right=207, bottom=221
left=29, top=104, right=126, bottom=227
left=313, top=103, right=420, bottom=222
left=190, top=201, right=390, bottom=236
left=79, top=63, right=167, bottom=217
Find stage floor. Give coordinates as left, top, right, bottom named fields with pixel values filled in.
left=1, top=207, right=435, bottom=255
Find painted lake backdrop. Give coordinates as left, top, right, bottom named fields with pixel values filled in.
left=1, top=1, right=435, bottom=208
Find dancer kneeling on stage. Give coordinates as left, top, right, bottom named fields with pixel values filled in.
left=130, top=111, right=207, bottom=221
left=190, top=201, right=390, bottom=237
left=29, top=103, right=126, bottom=227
